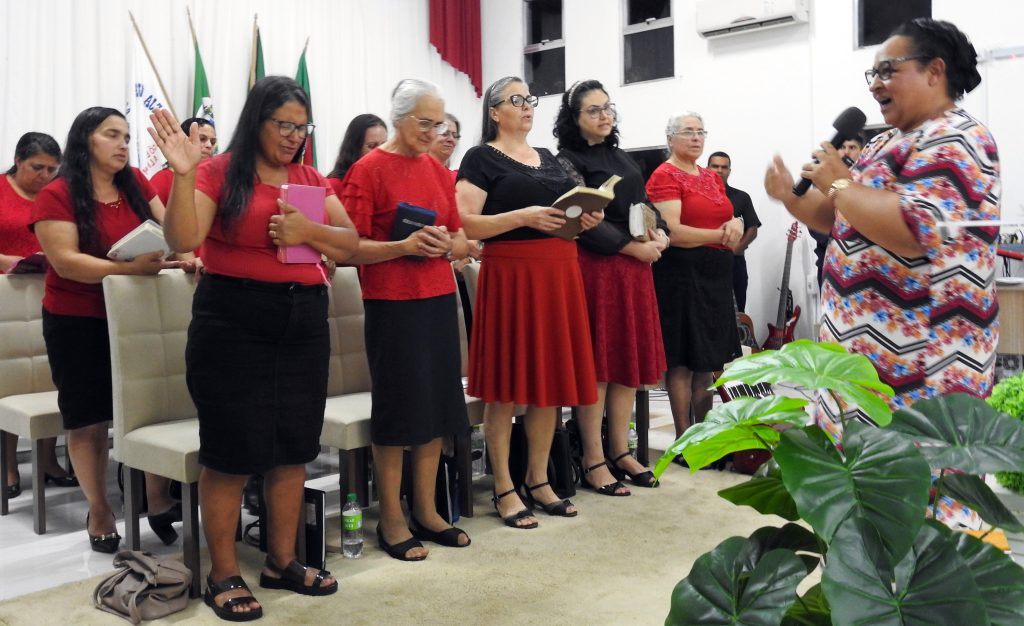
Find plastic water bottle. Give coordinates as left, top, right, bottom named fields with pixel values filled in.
left=342, top=492, right=363, bottom=559
left=471, top=425, right=486, bottom=478
left=628, top=421, right=639, bottom=459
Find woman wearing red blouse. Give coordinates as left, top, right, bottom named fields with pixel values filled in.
left=31, top=108, right=187, bottom=555
left=1, top=132, right=75, bottom=499
left=646, top=112, right=743, bottom=443
left=151, top=77, right=358, bottom=620
left=341, top=79, right=470, bottom=561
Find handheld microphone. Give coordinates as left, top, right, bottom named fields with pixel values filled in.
left=792, top=107, right=866, bottom=197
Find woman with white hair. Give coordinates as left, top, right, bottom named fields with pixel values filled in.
left=340, top=78, right=471, bottom=560
left=646, top=112, right=743, bottom=446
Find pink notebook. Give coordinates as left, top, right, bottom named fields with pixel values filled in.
left=277, top=184, right=326, bottom=263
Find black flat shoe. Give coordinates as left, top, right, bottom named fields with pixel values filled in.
left=410, top=516, right=470, bottom=547
left=86, top=513, right=121, bottom=554
left=491, top=488, right=538, bottom=529
left=610, top=452, right=659, bottom=488
left=148, top=502, right=182, bottom=545
left=259, top=556, right=337, bottom=595
left=581, top=461, right=630, bottom=496
left=205, top=574, right=263, bottom=622
left=376, top=525, right=427, bottom=561
left=523, top=481, right=578, bottom=517
left=5, top=480, right=21, bottom=499
left=44, top=473, right=79, bottom=488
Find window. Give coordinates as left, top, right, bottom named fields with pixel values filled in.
left=626, top=146, right=668, bottom=183
left=523, top=0, right=565, bottom=97
left=858, top=0, right=931, bottom=47
left=623, top=0, right=674, bottom=85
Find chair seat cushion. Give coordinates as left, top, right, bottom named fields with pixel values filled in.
left=0, top=391, right=63, bottom=439
left=118, top=419, right=200, bottom=483
left=320, top=392, right=372, bottom=450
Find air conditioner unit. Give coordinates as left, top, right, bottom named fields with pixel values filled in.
left=696, top=0, right=810, bottom=40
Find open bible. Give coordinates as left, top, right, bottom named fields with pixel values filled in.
left=549, top=175, right=621, bottom=240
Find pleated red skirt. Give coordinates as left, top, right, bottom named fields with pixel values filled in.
left=468, top=238, right=598, bottom=407
left=578, top=248, right=666, bottom=388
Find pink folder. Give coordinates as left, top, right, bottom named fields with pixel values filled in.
left=277, top=184, right=326, bottom=263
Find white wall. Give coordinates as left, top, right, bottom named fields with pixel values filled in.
left=481, top=0, right=1024, bottom=344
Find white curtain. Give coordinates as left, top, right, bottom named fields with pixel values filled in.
left=0, top=0, right=482, bottom=172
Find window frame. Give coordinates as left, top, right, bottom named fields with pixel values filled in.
left=621, top=0, right=675, bottom=86
left=522, top=0, right=566, bottom=98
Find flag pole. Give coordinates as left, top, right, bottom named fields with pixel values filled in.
left=185, top=5, right=199, bottom=46
left=128, top=11, right=178, bottom=119
left=249, top=14, right=259, bottom=89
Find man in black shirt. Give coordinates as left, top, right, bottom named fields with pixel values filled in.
left=708, top=151, right=760, bottom=312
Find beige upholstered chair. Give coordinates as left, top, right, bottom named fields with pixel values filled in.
left=103, top=271, right=201, bottom=598
left=0, top=274, right=64, bottom=533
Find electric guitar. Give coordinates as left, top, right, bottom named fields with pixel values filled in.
left=762, top=222, right=802, bottom=351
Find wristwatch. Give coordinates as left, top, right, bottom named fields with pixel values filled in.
left=828, top=178, right=853, bottom=200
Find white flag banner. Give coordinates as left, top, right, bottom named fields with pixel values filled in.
left=125, top=30, right=169, bottom=180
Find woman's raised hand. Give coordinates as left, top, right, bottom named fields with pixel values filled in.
left=148, top=109, right=203, bottom=175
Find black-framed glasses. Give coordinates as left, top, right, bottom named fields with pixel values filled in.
left=408, top=115, right=449, bottom=134
left=864, top=55, right=931, bottom=85
left=673, top=129, right=708, bottom=139
left=583, top=103, right=617, bottom=120
left=496, top=94, right=539, bottom=108
left=270, top=119, right=315, bottom=138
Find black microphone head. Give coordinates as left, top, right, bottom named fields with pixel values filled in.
left=833, top=107, right=867, bottom=141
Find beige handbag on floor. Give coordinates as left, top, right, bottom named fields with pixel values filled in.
left=92, top=550, right=192, bottom=624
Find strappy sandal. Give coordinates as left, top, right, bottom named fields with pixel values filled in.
left=410, top=516, right=471, bottom=547
left=609, top=452, right=660, bottom=488
left=205, top=575, right=263, bottom=622
left=376, top=524, right=428, bottom=561
left=492, top=488, right=538, bottom=529
left=523, top=481, right=578, bottom=517
left=259, top=557, right=338, bottom=595
left=581, top=461, right=630, bottom=496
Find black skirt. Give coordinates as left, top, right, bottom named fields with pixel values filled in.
left=186, top=274, right=330, bottom=475
left=364, top=293, right=469, bottom=446
left=41, top=310, right=113, bottom=430
left=653, top=247, right=741, bottom=372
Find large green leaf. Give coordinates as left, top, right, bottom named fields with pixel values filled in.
left=666, top=535, right=806, bottom=626
left=940, top=473, right=1024, bottom=533
left=953, top=528, right=1024, bottom=625
left=781, top=584, right=831, bottom=626
left=653, top=396, right=808, bottom=478
left=888, top=393, right=1024, bottom=473
left=719, top=476, right=800, bottom=521
left=715, top=340, right=895, bottom=425
left=774, top=422, right=930, bottom=564
left=748, top=523, right=823, bottom=574
left=822, top=518, right=989, bottom=626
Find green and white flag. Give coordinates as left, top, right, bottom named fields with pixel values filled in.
left=295, top=41, right=316, bottom=168
left=191, top=33, right=213, bottom=122
left=248, top=15, right=265, bottom=92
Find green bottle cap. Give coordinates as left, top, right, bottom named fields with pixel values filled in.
left=346, top=492, right=357, bottom=502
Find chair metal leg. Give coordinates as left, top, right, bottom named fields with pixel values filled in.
left=124, top=467, right=144, bottom=550
left=454, top=431, right=473, bottom=517
left=182, top=482, right=201, bottom=598
left=31, top=438, right=45, bottom=534
left=0, top=430, right=9, bottom=516
left=636, top=389, right=650, bottom=467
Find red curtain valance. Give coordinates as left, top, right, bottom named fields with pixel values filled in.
left=429, top=0, right=482, bottom=96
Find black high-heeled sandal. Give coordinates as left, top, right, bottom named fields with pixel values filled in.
left=148, top=502, right=182, bottom=545
left=86, top=513, right=121, bottom=554
left=44, top=473, right=79, bottom=488
left=491, top=488, right=538, bottom=529
left=5, top=475, right=21, bottom=499
left=522, top=481, right=578, bottom=517
left=609, top=452, right=660, bottom=488
left=581, top=461, right=630, bottom=496
left=410, top=516, right=471, bottom=547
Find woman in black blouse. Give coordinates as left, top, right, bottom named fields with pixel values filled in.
left=456, top=76, right=602, bottom=529
left=554, top=80, right=668, bottom=494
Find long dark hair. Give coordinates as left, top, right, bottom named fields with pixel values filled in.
left=479, top=76, right=523, bottom=144
left=553, top=79, right=620, bottom=152
left=60, top=107, right=153, bottom=254
left=7, top=132, right=62, bottom=175
left=327, top=113, right=385, bottom=179
left=891, top=18, right=981, bottom=101
left=221, top=76, right=310, bottom=230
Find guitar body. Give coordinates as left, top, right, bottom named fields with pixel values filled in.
left=762, top=305, right=801, bottom=351
left=737, top=312, right=759, bottom=353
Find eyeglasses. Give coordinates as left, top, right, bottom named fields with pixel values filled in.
left=864, top=55, right=931, bottom=85
left=408, top=115, right=449, bottom=134
left=270, top=119, right=315, bottom=138
left=583, top=103, right=617, bottom=120
left=673, top=129, right=708, bottom=139
left=441, top=130, right=461, bottom=140
left=496, top=94, right=539, bottom=108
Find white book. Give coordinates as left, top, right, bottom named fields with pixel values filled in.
left=106, top=219, right=170, bottom=261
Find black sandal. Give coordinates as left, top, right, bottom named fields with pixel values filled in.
left=523, top=481, right=578, bottom=517
left=259, top=557, right=338, bottom=595
left=376, top=524, right=428, bottom=561
left=86, top=513, right=121, bottom=554
left=410, top=516, right=471, bottom=547
left=581, top=461, right=630, bottom=496
left=491, top=488, right=538, bottom=529
left=205, top=575, right=263, bottom=622
left=609, top=452, right=660, bottom=488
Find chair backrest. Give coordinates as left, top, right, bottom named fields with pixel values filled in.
left=103, top=271, right=196, bottom=449
left=0, top=274, right=54, bottom=399
left=326, top=267, right=371, bottom=396
left=453, top=268, right=470, bottom=377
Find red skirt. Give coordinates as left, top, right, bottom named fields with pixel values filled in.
left=578, top=248, right=666, bottom=387
left=468, top=239, right=598, bottom=407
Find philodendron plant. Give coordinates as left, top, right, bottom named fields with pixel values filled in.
left=655, top=340, right=1024, bottom=626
